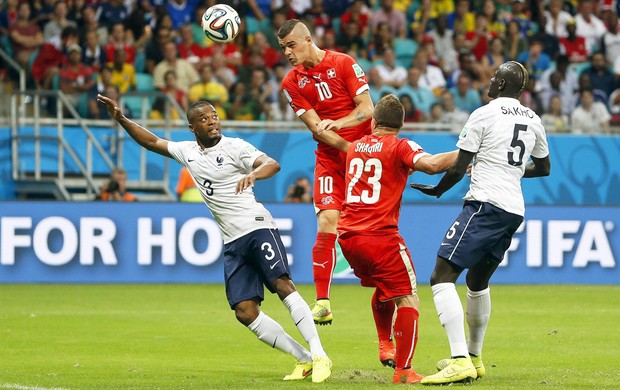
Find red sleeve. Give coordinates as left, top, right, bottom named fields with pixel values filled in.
left=337, top=53, right=370, bottom=101
left=397, top=138, right=426, bottom=171
left=282, top=74, right=313, bottom=117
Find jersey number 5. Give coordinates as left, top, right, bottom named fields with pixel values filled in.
left=346, top=158, right=382, bottom=204
left=507, top=124, right=527, bottom=166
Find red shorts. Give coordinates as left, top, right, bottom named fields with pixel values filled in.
left=313, top=152, right=346, bottom=211
left=338, top=233, right=418, bottom=301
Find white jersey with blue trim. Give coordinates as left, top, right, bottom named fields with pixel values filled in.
left=456, top=97, right=549, bottom=216
left=168, top=136, right=277, bottom=243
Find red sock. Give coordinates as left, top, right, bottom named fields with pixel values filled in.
left=393, top=307, right=419, bottom=370
left=312, top=232, right=337, bottom=299
left=371, top=290, right=395, bottom=342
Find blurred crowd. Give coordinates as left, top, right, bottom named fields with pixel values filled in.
left=2, top=0, right=620, bottom=134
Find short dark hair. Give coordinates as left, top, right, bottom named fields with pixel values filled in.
left=373, top=94, right=404, bottom=129
left=186, top=101, right=214, bottom=123
left=277, top=19, right=301, bottom=39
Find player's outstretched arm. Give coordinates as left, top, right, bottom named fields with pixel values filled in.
left=411, top=149, right=474, bottom=198
left=299, top=109, right=351, bottom=152
left=414, top=150, right=459, bottom=175
left=235, top=154, right=281, bottom=194
left=97, top=94, right=171, bottom=158
left=523, top=155, right=551, bottom=178
left=316, top=92, right=374, bottom=133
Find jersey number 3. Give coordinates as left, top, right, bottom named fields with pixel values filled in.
left=346, top=158, right=382, bottom=204
left=507, top=124, right=527, bottom=166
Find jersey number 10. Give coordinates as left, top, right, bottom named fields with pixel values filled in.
left=315, top=82, right=333, bottom=101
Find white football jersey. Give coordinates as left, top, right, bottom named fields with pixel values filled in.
left=457, top=97, right=549, bottom=216
left=168, top=136, right=278, bottom=243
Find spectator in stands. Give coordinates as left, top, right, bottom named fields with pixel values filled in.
left=571, top=88, right=611, bottom=133
left=67, top=0, right=86, bottom=27
left=103, top=22, right=136, bottom=65
left=464, top=13, right=490, bottom=62
left=481, top=0, right=504, bottom=38
left=246, top=0, right=272, bottom=23
left=582, top=51, right=616, bottom=101
left=9, top=2, right=43, bottom=74
left=301, top=0, right=332, bottom=39
left=167, top=0, right=197, bottom=29
left=188, top=65, right=228, bottom=117
left=82, top=29, right=106, bottom=72
left=248, top=67, right=274, bottom=117
left=480, top=38, right=507, bottom=85
left=176, top=166, right=202, bottom=202
left=428, top=102, right=445, bottom=125
left=575, top=0, right=606, bottom=54
left=544, top=0, right=572, bottom=38
left=375, top=48, right=407, bottom=89
left=541, top=95, right=569, bottom=133
left=284, top=176, right=312, bottom=203
left=428, top=15, right=453, bottom=70
left=98, top=0, right=129, bottom=28
left=210, top=52, right=236, bottom=90
left=260, top=8, right=287, bottom=51
left=559, top=18, right=588, bottom=63
left=43, top=1, right=76, bottom=46
left=399, top=94, right=425, bottom=123
left=340, top=0, right=369, bottom=39
left=32, top=26, right=78, bottom=92
left=447, top=0, right=474, bottom=34
left=177, top=23, right=207, bottom=71
left=31, top=0, right=55, bottom=31
left=449, top=50, right=483, bottom=91
left=370, top=0, right=407, bottom=39
left=78, top=6, right=108, bottom=45
left=367, top=67, right=397, bottom=103
left=144, top=25, right=172, bottom=74
left=227, top=81, right=262, bottom=120
left=531, top=18, right=559, bottom=58
left=504, top=20, right=528, bottom=60
left=601, top=11, right=620, bottom=66
left=441, top=31, right=466, bottom=76
left=449, top=72, right=481, bottom=114
left=369, top=21, right=394, bottom=60
left=242, top=31, right=282, bottom=69
left=0, top=0, right=18, bottom=36
left=109, top=49, right=136, bottom=94
left=94, top=84, right=133, bottom=119
left=59, top=44, right=96, bottom=109
left=517, top=38, right=552, bottom=80
left=162, top=70, right=188, bottom=114
left=519, top=75, right=544, bottom=115
left=540, top=55, right=578, bottom=114
left=153, top=41, right=199, bottom=93
left=337, top=19, right=365, bottom=54
left=191, top=5, right=209, bottom=47
left=98, top=167, right=137, bottom=202
left=268, top=91, right=296, bottom=121
left=413, top=46, right=446, bottom=96
left=439, top=90, right=468, bottom=133
left=398, top=67, right=437, bottom=116
left=505, top=0, right=535, bottom=37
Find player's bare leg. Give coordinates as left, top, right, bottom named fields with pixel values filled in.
left=311, top=209, right=339, bottom=325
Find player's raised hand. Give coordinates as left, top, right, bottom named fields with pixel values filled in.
left=410, top=183, right=441, bottom=198
left=97, top=94, right=124, bottom=121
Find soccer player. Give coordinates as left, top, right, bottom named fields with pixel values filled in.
left=410, top=61, right=551, bottom=385
left=333, top=94, right=457, bottom=383
left=277, top=19, right=374, bottom=326
left=96, top=95, right=332, bottom=383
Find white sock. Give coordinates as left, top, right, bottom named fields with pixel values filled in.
left=431, top=282, right=469, bottom=358
left=466, top=287, right=491, bottom=357
left=283, top=291, right=327, bottom=358
left=247, top=311, right=312, bottom=362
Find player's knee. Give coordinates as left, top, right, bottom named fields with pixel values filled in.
left=317, top=210, right=339, bottom=231
left=234, top=301, right=260, bottom=326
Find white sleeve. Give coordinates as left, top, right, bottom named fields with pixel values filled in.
left=531, top=122, right=550, bottom=158
left=233, top=138, right=266, bottom=172
left=456, top=109, right=484, bottom=153
left=167, top=141, right=187, bottom=165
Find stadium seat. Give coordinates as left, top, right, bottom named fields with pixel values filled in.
left=135, top=73, right=154, bottom=92
left=357, top=58, right=373, bottom=73
left=394, top=38, right=418, bottom=65
left=245, top=17, right=260, bottom=34
left=134, top=52, right=146, bottom=73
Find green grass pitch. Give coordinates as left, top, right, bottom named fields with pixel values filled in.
left=1, top=284, right=619, bottom=389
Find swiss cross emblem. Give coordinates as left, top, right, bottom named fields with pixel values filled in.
left=327, top=68, right=336, bottom=79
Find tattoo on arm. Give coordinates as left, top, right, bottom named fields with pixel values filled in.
left=355, top=110, right=366, bottom=122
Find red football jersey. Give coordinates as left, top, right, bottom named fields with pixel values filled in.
left=282, top=50, right=371, bottom=154
left=338, top=134, right=428, bottom=235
